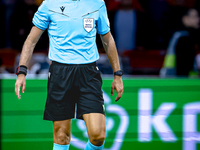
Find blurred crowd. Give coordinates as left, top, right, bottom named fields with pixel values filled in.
left=0, top=0, right=200, bottom=77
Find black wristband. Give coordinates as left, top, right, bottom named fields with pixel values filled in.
left=16, top=65, right=27, bottom=76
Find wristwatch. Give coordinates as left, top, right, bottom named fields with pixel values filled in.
left=114, top=70, right=123, bottom=76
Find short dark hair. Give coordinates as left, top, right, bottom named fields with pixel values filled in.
left=182, top=8, right=197, bottom=18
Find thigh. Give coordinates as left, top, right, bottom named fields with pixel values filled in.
left=83, top=113, right=106, bottom=138
left=53, top=120, right=71, bottom=133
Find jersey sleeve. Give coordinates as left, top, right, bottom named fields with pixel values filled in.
left=97, top=3, right=110, bottom=35
left=32, top=1, right=50, bottom=30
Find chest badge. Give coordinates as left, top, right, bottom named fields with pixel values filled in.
left=83, top=18, right=94, bottom=32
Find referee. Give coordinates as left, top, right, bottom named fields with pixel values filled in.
left=15, top=0, right=123, bottom=150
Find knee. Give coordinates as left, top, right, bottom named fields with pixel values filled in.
left=89, top=128, right=105, bottom=146
left=54, top=128, right=71, bottom=145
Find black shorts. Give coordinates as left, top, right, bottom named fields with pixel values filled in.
left=43, top=61, right=104, bottom=121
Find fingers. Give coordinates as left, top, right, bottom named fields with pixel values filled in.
left=22, top=82, right=26, bottom=94
left=15, top=75, right=26, bottom=100
left=111, top=86, right=114, bottom=96
left=15, top=83, right=21, bottom=100
left=18, top=87, right=21, bottom=100
left=111, top=78, right=123, bottom=101
left=115, top=89, right=123, bottom=102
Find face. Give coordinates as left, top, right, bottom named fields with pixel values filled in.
left=184, top=9, right=200, bottom=29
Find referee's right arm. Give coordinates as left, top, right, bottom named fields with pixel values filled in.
left=15, top=26, right=44, bottom=100
left=15, top=1, right=49, bottom=100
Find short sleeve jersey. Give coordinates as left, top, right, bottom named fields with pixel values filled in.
left=33, top=0, right=110, bottom=64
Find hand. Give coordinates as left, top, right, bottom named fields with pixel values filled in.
left=15, top=74, right=26, bottom=100
left=111, top=76, right=123, bottom=102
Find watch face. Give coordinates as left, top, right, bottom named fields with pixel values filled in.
left=115, top=70, right=123, bottom=76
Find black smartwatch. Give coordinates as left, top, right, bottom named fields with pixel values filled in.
left=114, top=70, right=123, bottom=76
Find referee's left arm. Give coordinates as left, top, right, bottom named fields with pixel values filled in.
left=100, top=31, right=123, bottom=102
left=97, top=2, right=123, bottom=101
